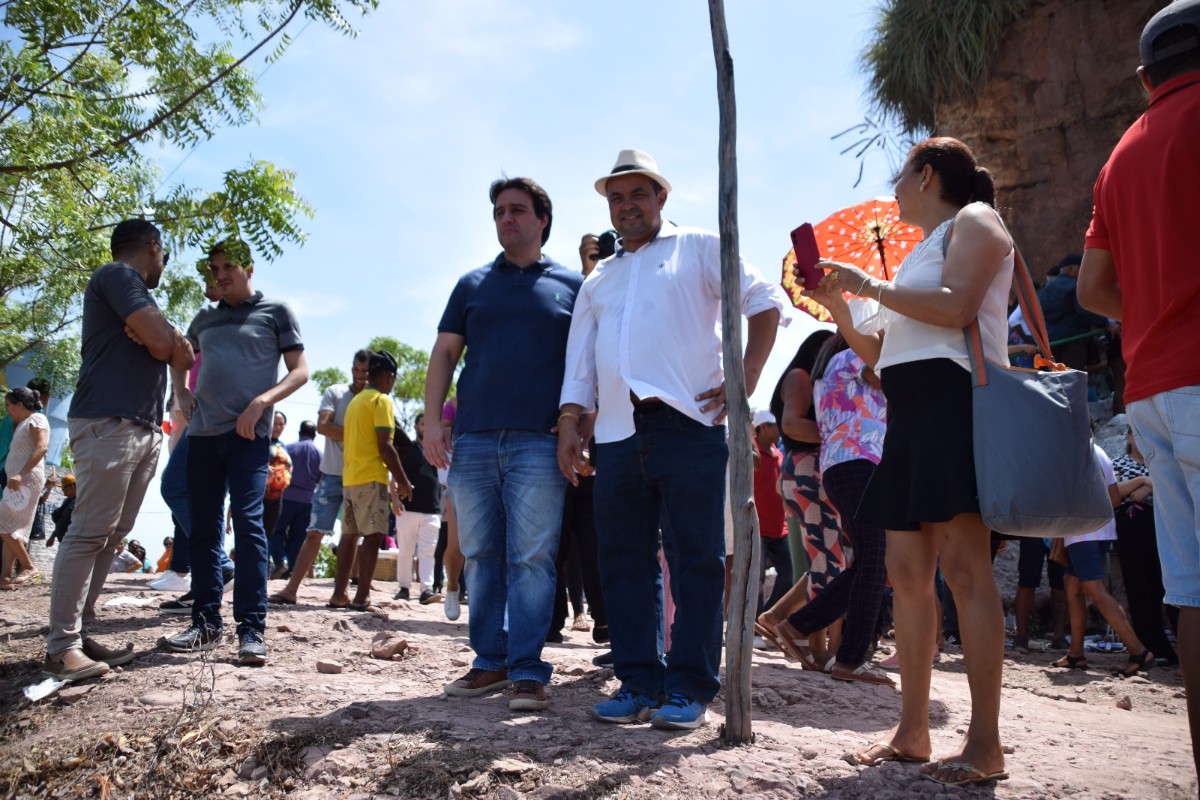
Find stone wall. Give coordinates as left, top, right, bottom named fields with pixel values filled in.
left=938, top=0, right=1167, bottom=281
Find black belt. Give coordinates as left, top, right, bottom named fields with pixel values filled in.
left=630, top=391, right=667, bottom=413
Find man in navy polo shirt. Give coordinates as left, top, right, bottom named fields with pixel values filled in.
left=424, top=177, right=582, bottom=713
left=161, top=238, right=308, bottom=665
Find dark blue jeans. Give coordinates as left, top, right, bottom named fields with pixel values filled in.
left=594, top=405, right=728, bottom=703
left=187, top=432, right=269, bottom=636
left=273, top=498, right=312, bottom=571
left=161, top=434, right=232, bottom=575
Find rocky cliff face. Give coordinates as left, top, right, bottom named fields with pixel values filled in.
left=937, top=0, right=1166, bottom=281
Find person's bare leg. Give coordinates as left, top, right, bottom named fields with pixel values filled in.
left=762, top=572, right=809, bottom=623
left=351, top=534, right=382, bottom=607
left=1060, top=576, right=1088, bottom=661
left=1080, top=580, right=1148, bottom=659
left=1050, top=588, right=1068, bottom=643
left=7, top=536, right=36, bottom=574
left=329, top=533, right=361, bottom=607
left=443, top=495, right=464, bottom=593
left=855, top=528, right=936, bottom=765
left=1014, top=585, right=1035, bottom=641
left=273, top=530, right=325, bottom=602
left=1176, top=606, right=1200, bottom=785
left=923, top=514, right=1005, bottom=781
left=0, top=538, right=15, bottom=587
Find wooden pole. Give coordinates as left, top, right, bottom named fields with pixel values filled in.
left=708, top=0, right=759, bottom=745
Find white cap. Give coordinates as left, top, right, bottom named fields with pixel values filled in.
left=752, top=409, right=777, bottom=428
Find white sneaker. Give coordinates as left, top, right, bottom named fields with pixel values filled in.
left=149, top=571, right=190, bottom=593
left=444, top=590, right=461, bottom=621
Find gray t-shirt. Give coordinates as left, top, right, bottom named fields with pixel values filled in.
left=317, top=384, right=357, bottom=476
left=71, top=262, right=167, bottom=429
left=186, top=292, right=303, bottom=439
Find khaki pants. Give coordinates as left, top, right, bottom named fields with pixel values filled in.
left=47, top=417, right=161, bottom=656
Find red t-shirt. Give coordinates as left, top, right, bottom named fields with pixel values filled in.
left=1084, top=73, right=1200, bottom=404
left=753, top=440, right=787, bottom=539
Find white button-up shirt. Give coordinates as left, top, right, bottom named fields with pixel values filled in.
left=560, top=222, right=790, bottom=443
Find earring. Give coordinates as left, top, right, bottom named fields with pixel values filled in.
left=920, top=181, right=927, bottom=191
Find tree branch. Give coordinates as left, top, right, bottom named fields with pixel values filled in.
left=0, top=0, right=304, bottom=176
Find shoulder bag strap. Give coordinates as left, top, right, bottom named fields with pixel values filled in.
left=943, top=207, right=1060, bottom=388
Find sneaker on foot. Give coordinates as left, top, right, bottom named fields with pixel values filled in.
left=509, top=679, right=548, bottom=711
left=419, top=589, right=442, bottom=605
left=82, top=636, right=135, bottom=667
left=591, top=650, right=613, bottom=667
left=444, top=590, right=461, bottom=621
left=649, top=693, right=708, bottom=730
left=444, top=668, right=508, bottom=697
left=149, top=570, right=190, bottom=593
left=237, top=630, right=267, bottom=666
left=160, top=591, right=194, bottom=614
left=160, top=624, right=223, bottom=653
left=394, top=586, right=410, bottom=601
left=43, top=648, right=110, bottom=681
left=590, top=686, right=658, bottom=723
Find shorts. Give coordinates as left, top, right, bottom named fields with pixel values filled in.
left=1017, top=537, right=1066, bottom=590
left=1065, top=540, right=1111, bottom=583
left=342, top=482, right=390, bottom=537
left=308, top=473, right=344, bottom=534
left=1128, top=387, right=1200, bottom=607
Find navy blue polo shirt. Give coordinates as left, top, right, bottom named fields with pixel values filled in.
left=439, top=253, right=582, bottom=434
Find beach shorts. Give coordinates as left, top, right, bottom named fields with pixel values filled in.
left=1065, top=540, right=1111, bottom=583
left=342, top=482, right=390, bottom=537
left=308, top=473, right=344, bottom=534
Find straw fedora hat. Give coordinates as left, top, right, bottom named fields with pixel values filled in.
left=594, top=148, right=672, bottom=196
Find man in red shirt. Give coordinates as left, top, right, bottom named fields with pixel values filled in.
left=752, top=410, right=792, bottom=615
left=1078, top=0, right=1200, bottom=782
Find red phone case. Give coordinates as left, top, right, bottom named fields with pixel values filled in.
left=790, top=223, right=823, bottom=290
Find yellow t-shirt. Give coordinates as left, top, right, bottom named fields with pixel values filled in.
left=342, top=387, right=394, bottom=487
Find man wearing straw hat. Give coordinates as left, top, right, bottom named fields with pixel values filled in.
left=558, top=148, right=788, bottom=729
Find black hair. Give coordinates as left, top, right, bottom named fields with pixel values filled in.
left=299, top=420, right=317, bottom=439
left=110, top=219, right=161, bottom=259
left=274, top=410, right=287, bottom=425
left=769, top=329, right=836, bottom=453
left=128, top=541, right=146, bottom=562
left=354, top=348, right=373, bottom=364
left=810, top=333, right=849, bottom=383
left=368, top=350, right=399, bottom=379
left=415, top=412, right=425, bottom=426
left=208, top=238, right=253, bottom=268
left=26, top=377, right=50, bottom=397
left=1146, top=23, right=1200, bottom=85
left=908, top=137, right=995, bottom=209
left=5, top=386, right=42, bottom=412
left=489, top=177, right=553, bottom=244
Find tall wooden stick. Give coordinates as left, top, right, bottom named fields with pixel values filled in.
left=708, top=0, right=758, bottom=745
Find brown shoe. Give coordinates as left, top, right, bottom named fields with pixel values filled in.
left=82, top=636, right=135, bottom=668
left=444, top=668, right=509, bottom=697
left=509, top=679, right=548, bottom=712
left=43, top=648, right=110, bottom=682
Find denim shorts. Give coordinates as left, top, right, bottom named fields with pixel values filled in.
left=1129, top=386, right=1200, bottom=607
left=308, top=473, right=344, bottom=534
left=1065, top=540, right=1111, bottom=583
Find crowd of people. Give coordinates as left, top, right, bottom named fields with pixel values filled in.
left=2, top=2, right=1198, bottom=790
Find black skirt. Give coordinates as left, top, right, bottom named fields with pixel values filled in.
left=859, top=358, right=980, bottom=531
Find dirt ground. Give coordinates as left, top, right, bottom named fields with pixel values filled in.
left=0, top=573, right=1193, bottom=800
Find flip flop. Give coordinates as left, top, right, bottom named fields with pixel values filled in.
left=12, top=570, right=42, bottom=585
left=854, top=740, right=930, bottom=766
left=831, top=661, right=896, bottom=687
left=920, top=759, right=1009, bottom=786
left=326, top=602, right=349, bottom=611
left=268, top=593, right=297, bottom=605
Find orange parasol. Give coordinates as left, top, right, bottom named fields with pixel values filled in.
left=781, top=196, right=923, bottom=320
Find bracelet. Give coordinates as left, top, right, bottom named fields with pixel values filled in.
left=857, top=276, right=870, bottom=295
left=876, top=280, right=886, bottom=304
left=557, top=412, right=580, bottom=425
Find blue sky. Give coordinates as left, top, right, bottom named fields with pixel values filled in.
left=127, top=0, right=903, bottom=554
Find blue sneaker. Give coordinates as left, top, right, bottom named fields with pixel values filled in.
left=590, top=686, right=658, bottom=724
left=649, top=693, right=707, bottom=730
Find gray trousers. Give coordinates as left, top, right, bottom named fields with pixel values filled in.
left=47, top=417, right=161, bottom=656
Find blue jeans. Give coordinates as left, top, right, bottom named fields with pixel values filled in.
left=187, top=432, right=270, bottom=636
left=1129, top=386, right=1200, bottom=607
left=594, top=405, right=728, bottom=703
left=448, top=430, right=566, bottom=684
left=161, top=434, right=232, bottom=575
left=274, top=498, right=312, bottom=570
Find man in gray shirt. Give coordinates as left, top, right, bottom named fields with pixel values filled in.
left=161, top=239, right=308, bottom=665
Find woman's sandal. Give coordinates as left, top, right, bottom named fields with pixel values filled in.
left=1050, top=654, right=1088, bottom=670
left=854, top=740, right=930, bottom=766
left=12, top=570, right=41, bottom=585
left=1117, top=649, right=1154, bottom=678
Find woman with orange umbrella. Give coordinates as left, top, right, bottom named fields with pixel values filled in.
left=807, top=137, right=1014, bottom=787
